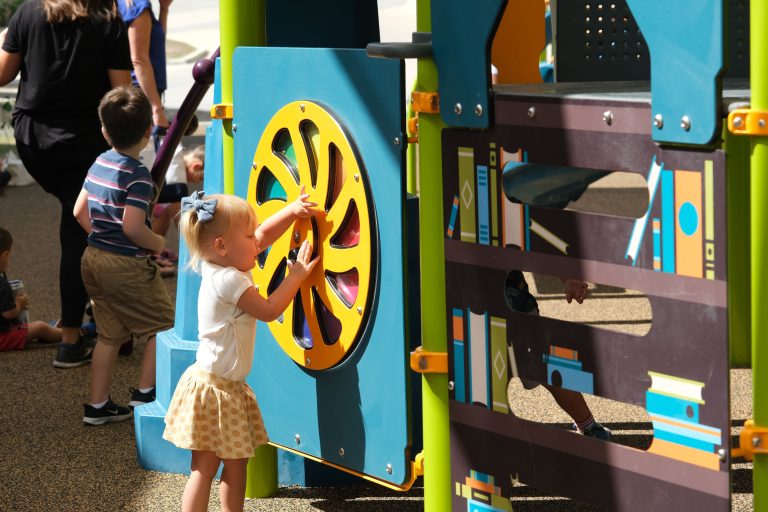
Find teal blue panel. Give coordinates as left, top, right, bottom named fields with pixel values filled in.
left=626, top=0, right=724, bottom=145
left=431, top=0, right=505, bottom=129
left=232, top=48, right=409, bottom=485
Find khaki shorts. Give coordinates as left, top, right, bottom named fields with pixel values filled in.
left=81, top=246, right=175, bottom=345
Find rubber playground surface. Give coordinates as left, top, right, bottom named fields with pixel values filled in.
left=0, top=181, right=753, bottom=511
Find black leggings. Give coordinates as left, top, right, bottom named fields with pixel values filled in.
left=16, top=141, right=106, bottom=328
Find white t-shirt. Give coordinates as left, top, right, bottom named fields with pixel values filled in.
left=196, top=261, right=257, bottom=381
left=138, top=143, right=187, bottom=185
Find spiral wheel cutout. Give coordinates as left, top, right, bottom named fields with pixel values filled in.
left=247, top=101, right=375, bottom=370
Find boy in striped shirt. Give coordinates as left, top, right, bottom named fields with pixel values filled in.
left=74, top=87, right=174, bottom=425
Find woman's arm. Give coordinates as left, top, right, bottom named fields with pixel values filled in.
left=127, top=10, right=168, bottom=127
left=158, top=0, right=172, bottom=34
left=0, top=49, right=20, bottom=87
left=108, top=68, right=132, bottom=88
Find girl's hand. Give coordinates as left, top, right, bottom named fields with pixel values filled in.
left=564, top=279, right=588, bottom=304
left=291, top=185, right=324, bottom=218
left=286, top=240, right=319, bottom=281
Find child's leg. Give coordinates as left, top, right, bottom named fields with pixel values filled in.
left=138, top=335, right=156, bottom=390
left=219, top=457, right=249, bottom=512
left=26, top=321, right=62, bottom=343
left=544, top=385, right=592, bottom=425
left=89, top=340, right=121, bottom=404
left=182, top=450, right=221, bottom=512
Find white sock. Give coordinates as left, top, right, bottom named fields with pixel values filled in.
left=139, top=387, right=154, bottom=394
left=91, top=399, right=108, bottom=409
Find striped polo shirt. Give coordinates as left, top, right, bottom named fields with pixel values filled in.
left=83, top=150, right=154, bottom=257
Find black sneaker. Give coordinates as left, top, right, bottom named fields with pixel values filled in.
left=83, top=398, right=133, bottom=426
left=579, top=421, right=613, bottom=441
left=129, top=387, right=155, bottom=407
left=53, top=337, right=94, bottom=368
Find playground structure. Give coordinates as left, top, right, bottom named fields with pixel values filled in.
left=134, top=0, right=766, bottom=510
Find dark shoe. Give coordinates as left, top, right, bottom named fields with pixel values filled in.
left=581, top=422, right=612, bottom=441
left=118, top=338, right=133, bottom=357
left=83, top=398, right=133, bottom=426
left=53, top=337, right=94, bottom=368
left=129, top=387, right=155, bottom=407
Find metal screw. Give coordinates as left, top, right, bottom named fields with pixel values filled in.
left=474, top=104, right=484, bottom=117
left=653, top=114, right=664, bottom=128
left=717, top=448, right=726, bottom=462
left=527, top=106, right=536, bottom=119
left=386, top=464, right=393, bottom=475
left=293, top=231, right=300, bottom=242
left=418, top=357, right=428, bottom=370
left=339, top=447, right=345, bottom=457
left=760, top=119, right=766, bottom=128
left=448, top=381, right=455, bottom=391
left=354, top=174, right=360, bottom=182
left=753, top=436, right=762, bottom=448
left=305, top=357, right=311, bottom=366
left=393, top=137, right=400, bottom=145
left=681, top=115, right=691, bottom=131
left=454, top=103, right=463, bottom=115
left=295, top=434, right=301, bottom=444
left=357, top=306, right=362, bottom=315
left=232, top=123, right=238, bottom=132
left=254, top=285, right=259, bottom=292
left=602, top=110, right=613, bottom=125
left=733, top=116, right=744, bottom=128
left=299, top=103, right=305, bottom=112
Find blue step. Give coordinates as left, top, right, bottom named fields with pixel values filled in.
left=134, top=400, right=191, bottom=474
left=156, top=329, right=198, bottom=409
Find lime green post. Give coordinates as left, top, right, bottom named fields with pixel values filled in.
left=219, top=0, right=277, bottom=499
left=725, top=128, right=751, bottom=367
left=751, top=0, right=768, bottom=509
left=416, top=1, right=451, bottom=511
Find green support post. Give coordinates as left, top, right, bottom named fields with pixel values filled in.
left=751, top=0, right=767, bottom=509
left=416, top=1, right=451, bottom=511
left=725, top=128, right=751, bottom=367
left=219, top=0, right=278, bottom=499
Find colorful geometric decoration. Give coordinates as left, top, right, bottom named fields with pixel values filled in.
left=645, top=371, right=722, bottom=470
left=454, top=469, right=513, bottom=511
left=543, top=345, right=594, bottom=395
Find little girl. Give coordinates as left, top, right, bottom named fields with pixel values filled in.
left=163, top=189, right=321, bottom=512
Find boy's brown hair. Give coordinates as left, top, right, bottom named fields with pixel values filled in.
left=0, top=227, right=12, bottom=253
left=98, top=87, right=152, bottom=150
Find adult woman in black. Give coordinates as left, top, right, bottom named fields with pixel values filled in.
left=0, top=0, right=132, bottom=367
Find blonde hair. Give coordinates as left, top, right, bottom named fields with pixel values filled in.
left=184, top=145, right=206, bottom=165
left=179, top=194, right=257, bottom=271
left=41, top=0, right=118, bottom=23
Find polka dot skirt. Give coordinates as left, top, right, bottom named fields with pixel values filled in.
left=163, top=364, right=269, bottom=460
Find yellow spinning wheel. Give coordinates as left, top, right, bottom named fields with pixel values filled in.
left=247, top=101, right=376, bottom=370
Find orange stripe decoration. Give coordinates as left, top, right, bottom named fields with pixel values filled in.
left=650, top=415, right=721, bottom=438
left=550, top=345, right=579, bottom=361
left=647, top=438, right=720, bottom=471
left=453, top=315, right=465, bottom=342
left=465, top=476, right=496, bottom=494
left=674, top=170, right=703, bottom=278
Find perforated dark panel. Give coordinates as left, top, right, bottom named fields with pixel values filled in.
left=555, top=0, right=748, bottom=82
left=556, top=1, right=649, bottom=82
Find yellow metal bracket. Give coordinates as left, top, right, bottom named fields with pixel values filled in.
left=272, top=443, right=424, bottom=492
left=731, top=419, right=768, bottom=461
left=407, top=115, right=419, bottom=144
left=211, top=103, right=234, bottom=120
left=410, top=91, right=440, bottom=114
left=410, top=346, right=447, bottom=374
left=727, top=108, right=768, bottom=136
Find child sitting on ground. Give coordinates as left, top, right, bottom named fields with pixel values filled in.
left=163, top=190, right=321, bottom=512
left=73, top=86, right=175, bottom=425
left=150, top=144, right=205, bottom=273
left=0, top=226, right=62, bottom=349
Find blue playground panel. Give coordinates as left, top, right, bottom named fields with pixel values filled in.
left=232, top=47, right=412, bottom=485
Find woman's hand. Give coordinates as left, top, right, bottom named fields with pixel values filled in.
left=563, top=279, right=588, bottom=304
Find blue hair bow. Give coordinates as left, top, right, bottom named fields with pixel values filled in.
left=181, top=191, right=218, bottom=223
